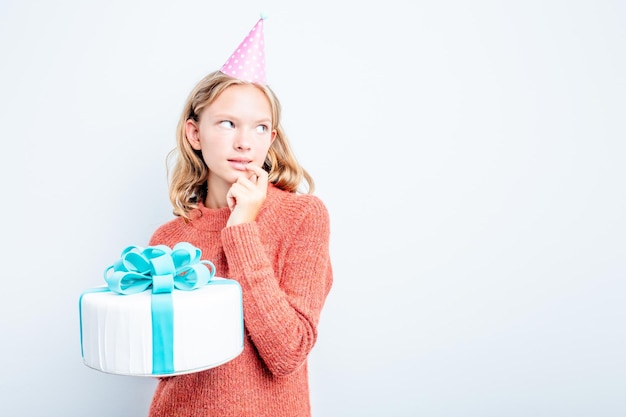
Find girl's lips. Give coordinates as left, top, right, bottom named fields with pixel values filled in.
left=229, top=160, right=250, bottom=171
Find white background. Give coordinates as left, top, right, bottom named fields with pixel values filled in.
left=1, top=1, right=624, bottom=416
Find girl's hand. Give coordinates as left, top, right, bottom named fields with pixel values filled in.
left=226, top=164, right=269, bottom=227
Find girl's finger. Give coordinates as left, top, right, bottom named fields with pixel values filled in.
left=245, top=164, right=268, bottom=180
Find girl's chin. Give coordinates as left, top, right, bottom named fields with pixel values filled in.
left=207, top=174, right=237, bottom=187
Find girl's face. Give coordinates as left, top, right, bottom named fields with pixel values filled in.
left=186, top=84, right=276, bottom=195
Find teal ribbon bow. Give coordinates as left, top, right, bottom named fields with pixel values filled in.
left=103, top=242, right=216, bottom=374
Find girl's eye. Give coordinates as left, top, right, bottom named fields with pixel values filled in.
left=256, top=125, right=268, bottom=133
left=220, top=120, right=234, bottom=128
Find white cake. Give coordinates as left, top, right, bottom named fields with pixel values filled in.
left=79, top=277, right=244, bottom=376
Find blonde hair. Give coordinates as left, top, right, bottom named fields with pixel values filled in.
left=167, top=70, right=314, bottom=220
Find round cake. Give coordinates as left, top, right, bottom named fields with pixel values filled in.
left=79, top=277, right=244, bottom=376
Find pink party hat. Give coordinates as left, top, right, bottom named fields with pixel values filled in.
left=220, top=14, right=267, bottom=84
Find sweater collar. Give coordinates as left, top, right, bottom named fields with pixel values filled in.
left=188, top=183, right=281, bottom=231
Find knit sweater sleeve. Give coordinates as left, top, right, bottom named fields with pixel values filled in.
left=220, top=194, right=333, bottom=377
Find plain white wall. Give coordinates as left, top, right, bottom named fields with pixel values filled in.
left=1, top=1, right=624, bottom=416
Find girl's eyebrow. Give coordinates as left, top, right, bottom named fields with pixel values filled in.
left=211, top=112, right=236, bottom=120
left=209, top=112, right=271, bottom=125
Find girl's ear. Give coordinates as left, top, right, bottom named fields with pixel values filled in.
left=186, top=119, right=202, bottom=150
left=270, top=129, right=277, bottom=143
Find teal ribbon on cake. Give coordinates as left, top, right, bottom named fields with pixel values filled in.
left=103, top=242, right=216, bottom=374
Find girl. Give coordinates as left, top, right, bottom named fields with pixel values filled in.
left=146, top=67, right=333, bottom=415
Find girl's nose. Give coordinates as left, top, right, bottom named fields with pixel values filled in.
left=234, top=131, right=252, bottom=150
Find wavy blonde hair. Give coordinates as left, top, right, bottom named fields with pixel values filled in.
left=166, top=70, right=314, bottom=220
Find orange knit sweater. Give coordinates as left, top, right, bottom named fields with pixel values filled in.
left=147, top=184, right=333, bottom=417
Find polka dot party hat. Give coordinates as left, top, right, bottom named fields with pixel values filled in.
left=220, top=14, right=267, bottom=84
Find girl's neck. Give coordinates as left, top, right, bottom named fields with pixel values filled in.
left=204, top=178, right=230, bottom=209
left=204, top=192, right=228, bottom=209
